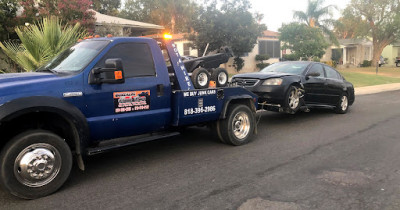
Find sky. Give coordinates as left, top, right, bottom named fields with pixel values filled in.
left=249, top=0, right=352, bottom=32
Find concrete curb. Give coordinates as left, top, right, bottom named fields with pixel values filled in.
left=355, top=83, right=400, bottom=96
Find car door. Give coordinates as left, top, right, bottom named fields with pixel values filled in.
left=324, top=66, right=344, bottom=105
left=302, top=63, right=327, bottom=104
left=84, top=41, right=171, bottom=141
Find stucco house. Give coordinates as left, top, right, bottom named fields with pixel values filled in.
left=321, top=39, right=373, bottom=66
left=224, top=30, right=281, bottom=74
left=382, top=43, right=400, bottom=67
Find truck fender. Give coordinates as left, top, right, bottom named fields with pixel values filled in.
left=220, top=96, right=256, bottom=119
left=0, top=96, right=89, bottom=170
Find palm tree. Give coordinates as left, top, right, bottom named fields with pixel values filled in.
left=293, top=0, right=339, bottom=45
left=0, top=16, right=86, bottom=71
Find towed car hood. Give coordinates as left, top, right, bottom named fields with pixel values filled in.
left=232, top=72, right=297, bottom=80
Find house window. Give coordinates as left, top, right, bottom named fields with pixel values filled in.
left=183, top=43, right=190, bottom=56
left=258, top=40, right=280, bottom=58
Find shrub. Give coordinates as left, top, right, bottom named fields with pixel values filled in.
left=256, top=63, right=270, bottom=70
left=361, top=60, right=372, bottom=67
left=0, top=16, right=86, bottom=71
left=233, top=57, right=245, bottom=72
left=255, top=54, right=270, bottom=61
left=282, top=54, right=300, bottom=61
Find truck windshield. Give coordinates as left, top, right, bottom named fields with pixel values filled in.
left=36, top=40, right=109, bottom=73
left=260, top=62, right=309, bottom=75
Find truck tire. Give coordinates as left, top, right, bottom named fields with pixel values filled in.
left=191, top=68, right=210, bottom=89
left=211, top=68, right=229, bottom=87
left=397, top=62, right=400, bottom=67
left=217, top=104, right=255, bottom=146
left=0, top=130, right=72, bottom=199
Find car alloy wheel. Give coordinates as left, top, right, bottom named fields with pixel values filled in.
left=340, top=95, right=348, bottom=111
left=288, top=89, right=300, bottom=110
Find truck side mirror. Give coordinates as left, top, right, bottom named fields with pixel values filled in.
left=89, top=59, right=125, bottom=85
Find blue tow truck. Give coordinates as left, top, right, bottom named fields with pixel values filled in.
left=0, top=35, right=258, bottom=199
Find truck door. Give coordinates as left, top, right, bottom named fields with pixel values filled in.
left=84, top=40, right=171, bottom=141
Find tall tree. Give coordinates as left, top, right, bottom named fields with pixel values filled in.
left=279, top=22, right=329, bottom=60
left=0, top=0, right=18, bottom=42
left=293, top=0, right=338, bottom=45
left=19, top=0, right=95, bottom=33
left=344, top=0, right=400, bottom=66
left=334, top=7, right=369, bottom=39
left=120, top=0, right=198, bottom=33
left=93, top=0, right=121, bottom=16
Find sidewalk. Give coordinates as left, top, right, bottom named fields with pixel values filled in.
left=355, top=83, right=400, bottom=95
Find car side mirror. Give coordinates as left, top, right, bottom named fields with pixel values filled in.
left=305, top=72, right=320, bottom=80
left=89, top=59, right=125, bottom=85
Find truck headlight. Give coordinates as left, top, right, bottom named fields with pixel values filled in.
left=262, top=78, right=282, bottom=86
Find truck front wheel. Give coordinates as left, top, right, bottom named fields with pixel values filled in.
left=0, top=130, right=72, bottom=199
left=217, top=104, right=255, bottom=146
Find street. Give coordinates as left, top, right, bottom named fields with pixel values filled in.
left=1, top=90, right=400, bottom=209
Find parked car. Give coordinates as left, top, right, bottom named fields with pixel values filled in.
left=231, top=61, right=355, bottom=114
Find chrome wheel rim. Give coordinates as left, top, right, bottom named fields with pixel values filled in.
left=217, top=72, right=227, bottom=85
left=288, top=90, right=300, bottom=109
left=14, top=143, right=61, bottom=188
left=232, top=111, right=250, bottom=140
left=198, top=72, right=208, bottom=86
left=341, top=95, right=348, bottom=111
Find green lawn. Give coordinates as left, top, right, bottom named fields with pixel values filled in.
left=339, top=70, right=400, bottom=87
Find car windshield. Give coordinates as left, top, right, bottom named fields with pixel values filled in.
left=260, top=62, right=309, bottom=74
left=36, top=40, right=110, bottom=73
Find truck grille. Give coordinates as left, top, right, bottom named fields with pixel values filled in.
left=231, top=79, right=259, bottom=87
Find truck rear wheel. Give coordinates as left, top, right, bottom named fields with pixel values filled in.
left=0, top=130, right=72, bottom=199
left=217, top=104, right=255, bottom=146
left=191, top=68, right=210, bottom=89
left=211, top=68, right=229, bottom=87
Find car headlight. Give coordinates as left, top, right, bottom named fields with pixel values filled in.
left=262, top=78, right=283, bottom=86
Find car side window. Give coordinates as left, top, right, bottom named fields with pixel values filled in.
left=307, top=64, right=325, bottom=78
left=96, top=43, right=156, bottom=78
left=325, top=66, right=342, bottom=80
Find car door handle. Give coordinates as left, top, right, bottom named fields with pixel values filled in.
left=157, top=84, right=164, bottom=97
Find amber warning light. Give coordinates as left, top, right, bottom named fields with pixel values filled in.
left=163, top=34, right=172, bottom=39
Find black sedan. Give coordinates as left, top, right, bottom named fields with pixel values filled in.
left=231, top=61, right=355, bottom=114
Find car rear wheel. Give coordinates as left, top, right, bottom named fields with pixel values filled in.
left=284, top=86, right=301, bottom=113
left=335, top=93, right=349, bottom=114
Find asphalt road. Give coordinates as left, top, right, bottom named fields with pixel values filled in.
left=2, top=91, right=400, bottom=210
